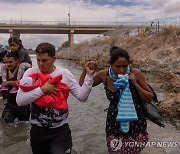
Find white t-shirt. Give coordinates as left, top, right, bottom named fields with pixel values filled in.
left=16, top=66, right=93, bottom=128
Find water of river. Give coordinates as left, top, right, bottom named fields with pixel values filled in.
left=0, top=55, right=179, bottom=154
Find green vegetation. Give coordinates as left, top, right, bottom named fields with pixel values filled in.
left=61, top=41, right=69, bottom=48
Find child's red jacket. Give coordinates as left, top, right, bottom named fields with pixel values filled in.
left=17, top=73, right=69, bottom=111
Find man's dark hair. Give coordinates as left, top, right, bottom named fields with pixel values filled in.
left=6, top=52, right=19, bottom=60
left=35, top=42, right=55, bottom=57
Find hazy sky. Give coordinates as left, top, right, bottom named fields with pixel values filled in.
left=0, top=0, right=180, bottom=49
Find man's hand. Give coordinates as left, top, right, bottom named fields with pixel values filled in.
left=1, top=81, right=9, bottom=87
left=40, top=80, right=59, bottom=96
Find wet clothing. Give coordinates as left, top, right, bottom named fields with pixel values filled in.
left=108, top=67, right=138, bottom=133
left=17, top=73, right=69, bottom=111
left=105, top=72, right=148, bottom=153
left=1, top=101, right=30, bottom=123
left=1, top=71, right=30, bottom=123
left=30, top=123, right=72, bottom=154
left=17, top=67, right=93, bottom=128
left=16, top=66, right=93, bottom=153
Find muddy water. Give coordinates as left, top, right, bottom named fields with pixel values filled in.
left=0, top=55, right=179, bottom=154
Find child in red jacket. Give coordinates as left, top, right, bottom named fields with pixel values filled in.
left=17, top=73, right=69, bottom=111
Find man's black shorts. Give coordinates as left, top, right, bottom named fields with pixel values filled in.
left=30, top=123, right=72, bottom=154
left=1, top=104, right=30, bottom=123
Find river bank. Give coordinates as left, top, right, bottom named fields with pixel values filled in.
left=56, top=26, right=180, bottom=118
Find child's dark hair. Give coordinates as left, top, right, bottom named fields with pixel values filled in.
left=35, top=42, right=55, bottom=57
left=6, top=52, right=19, bottom=60
left=0, top=49, right=8, bottom=62
left=109, top=46, right=130, bottom=64
left=8, top=37, right=20, bottom=46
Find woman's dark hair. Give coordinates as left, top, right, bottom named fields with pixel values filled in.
left=35, top=42, right=55, bottom=57
left=19, top=39, right=24, bottom=49
left=8, top=37, right=20, bottom=46
left=109, top=46, right=130, bottom=64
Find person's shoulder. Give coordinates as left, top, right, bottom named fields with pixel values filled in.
left=94, top=69, right=108, bottom=80
left=56, top=67, right=70, bottom=73
left=97, top=69, right=108, bottom=75
left=131, top=67, right=141, bottom=72
left=19, top=48, right=29, bottom=54
left=18, top=48, right=25, bottom=52
left=55, top=67, right=72, bottom=76
left=131, top=68, right=143, bottom=76
left=25, top=67, right=39, bottom=74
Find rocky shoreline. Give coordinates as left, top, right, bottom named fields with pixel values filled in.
left=57, top=26, right=180, bottom=118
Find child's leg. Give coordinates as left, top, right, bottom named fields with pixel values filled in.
left=1, top=64, right=8, bottom=82
left=17, top=63, right=32, bottom=80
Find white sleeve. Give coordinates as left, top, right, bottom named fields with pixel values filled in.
left=16, top=69, right=44, bottom=106
left=68, top=73, right=93, bottom=102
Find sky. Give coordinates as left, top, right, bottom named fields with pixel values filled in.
left=0, top=0, right=180, bottom=49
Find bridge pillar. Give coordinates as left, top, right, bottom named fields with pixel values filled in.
left=9, top=29, right=20, bottom=38
left=68, top=29, right=74, bottom=49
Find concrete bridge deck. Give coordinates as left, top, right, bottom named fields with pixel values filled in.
left=0, top=20, right=150, bottom=48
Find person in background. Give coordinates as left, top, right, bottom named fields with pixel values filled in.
left=0, top=46, right=8, bottom=99
left=80, top=46, right=154, bottom=153
left=1, top=37, right=32, bottom=93
left=1, top=52, right=30, bottom=123
left=16, top=42, right=96, bottom=154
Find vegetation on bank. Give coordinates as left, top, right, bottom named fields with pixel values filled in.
left=57, top=26, right=180, bottom=118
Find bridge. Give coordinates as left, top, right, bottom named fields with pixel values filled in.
left=0, top=20, right=150, bottom=48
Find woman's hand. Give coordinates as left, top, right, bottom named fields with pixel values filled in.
left=85, top=61, right=97, bottom=75
left=129, top=72, right=138, bottom=86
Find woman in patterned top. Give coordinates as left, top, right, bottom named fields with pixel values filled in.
left=80, top=46, right=154, bottom=153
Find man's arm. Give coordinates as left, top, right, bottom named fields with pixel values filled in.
left=69, top=62, right=96, bottom=102
left=79, top=61, right=97, bottom=86
left=2, top=81, right=17, bottom=87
